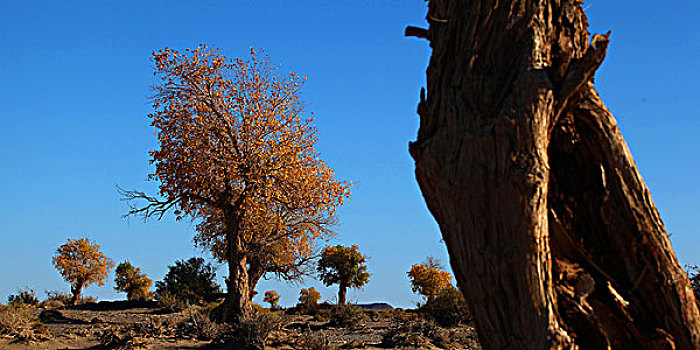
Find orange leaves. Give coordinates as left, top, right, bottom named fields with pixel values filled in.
left=407, top=258, right=453, bottom=301
left=114, top=261, right=153, bottom=301
left=263, top=290, right=280, bottom=308
left=149, top=44, right=350, bottom=256
left=52, top=238, right=114, bottom=289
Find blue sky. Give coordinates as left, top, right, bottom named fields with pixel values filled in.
left=1, top=1, right=698, bottom=308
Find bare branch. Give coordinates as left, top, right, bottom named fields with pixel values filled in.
left=117, top=186, right=181, bottom=221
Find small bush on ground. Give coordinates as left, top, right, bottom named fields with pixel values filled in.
left=78, top=295, right=98, bottom=304
left=328, top=304, right=365, bottom=328
left=155, top=291, right=187, bottom=312
left=176, top=307, right=219, bottom=340
left=213, top=310, right=283, bottom=350
left=420, top=285, right=471, bottom=327
left=0, top=305, right=49, bottom=343
left=44, top=290, right=96, bottom=306
left=45, top=290, right=72, bottom=304
left=297, top=330, right=336, bottom=350
left=7, top=288, right=40, bottom=307
left=382, top=316, right=453, bottom=349
left=41, top=300, right=64, bottom=309
left=98, top=325, right=148, bottom=350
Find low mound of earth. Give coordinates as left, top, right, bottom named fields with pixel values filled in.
left=0, top=304, right=479, bottom=349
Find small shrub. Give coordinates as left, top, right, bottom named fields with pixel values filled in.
left=328, top=304, right=365, bottom=328
left=297, top=287, right=321, bottom=314
left=214, top=311, right=283, bottom=350
left=420, top=286, right=470, bottom=327
left=0, top=306, right=49, bottom=343
left=8, top=288, right=40, bottom=307
left=79, top=295, right=98, bottom=304
left=382, top=317, right=452, bottom=349
left=176, top=307, right=219, bottom=340
left=252, top=303, right=268, bottom=314
left=45, top=289, right=96, bottom=306
left=132, top=315, right=178, bottom=338
left=297, top=330, right=336, bottom=350
left=312, top=306, right=332, bottom=322
left=156, top=290, right=187, bottom=313
left=98, top=325, right=148, bottom=349
left=45, top=290, right=72, bottom=304
left=41, top=300, right=64, bottom=309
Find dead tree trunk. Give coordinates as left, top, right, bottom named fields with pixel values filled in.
left=408, top=1, right=700, bottom=348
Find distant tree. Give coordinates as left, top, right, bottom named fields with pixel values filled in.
left=114, top=261, right=153, bottom=301
left=317, top=245, right=370, bottom=305
left=52, top=238, right=114, bottom=305
left=297, top=287, right=321, bottom=312
left=155, top=257, right=221, bottom=304
left=407, top=257, right=452, bottom=302
left=122, top=45, right=352, bottom=321
left=263, top=290, right=280, bottom=310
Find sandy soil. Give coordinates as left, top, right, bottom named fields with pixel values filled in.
left=0, top=303, right=480, bottom=350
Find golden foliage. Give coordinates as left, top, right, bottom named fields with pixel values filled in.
left=407, top=259, right=453, bottom=301
left=145, top=44, right=351, bottom=267
left=298, top=287, right=321, bottom=308
left=52, top=238, right=114, bottom=291
left=114, top=261, right=154, bottom=301
left=263, top=290, right=280, bottom=308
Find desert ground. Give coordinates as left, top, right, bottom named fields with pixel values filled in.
left=0, top=301, right=480, bottom=350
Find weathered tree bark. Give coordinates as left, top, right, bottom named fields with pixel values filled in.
left=211, top=210, right=254, bottom=323
left=408, top=0, right=700, bottom=349
left=70, top=280, right=84, bottom=306
left=248, top=260, right=265, bottom=300
left=338, top=282, right=348, bottom=305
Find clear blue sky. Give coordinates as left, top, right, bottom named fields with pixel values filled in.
left=1, top=1, right=698, bottom=308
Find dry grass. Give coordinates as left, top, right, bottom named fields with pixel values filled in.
left=0, top=306, right=49, bottom=343
left=297, top=330, right=336, bottom=350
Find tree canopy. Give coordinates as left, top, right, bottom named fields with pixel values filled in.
left=123, top=45, right=351, bottom=320
left=52, top=238, right=114, bottom=305
left=407, top=257, right=452, bottom=302
left=114, top=261, right=153, bottom=301
left=317, top=244, right=370, bottom=305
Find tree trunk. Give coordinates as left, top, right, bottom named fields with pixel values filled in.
left=248, top=259, right=265, bottom=301
left=212, top=212, right=253, bottom=323
left=408, top=1, right=700, bottom=349
left=70, top=281, right=83, bottom=306
left=338, top=282, right=347, bottom=305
